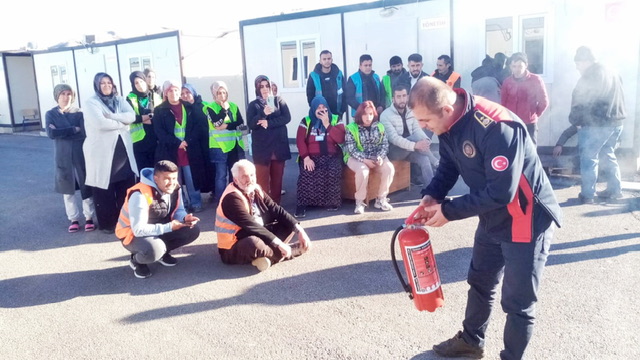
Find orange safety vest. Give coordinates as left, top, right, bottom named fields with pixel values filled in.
left=214, top=183, right=264, bottom=250
left=432, top=71, right=461, bottom=88
left=115, top=183, right=179, bottom=245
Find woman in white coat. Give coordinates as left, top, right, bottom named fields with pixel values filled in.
left=83, top=72, right=139, bottom=233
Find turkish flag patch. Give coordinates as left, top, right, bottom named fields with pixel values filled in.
left=491, top=156, right=509, bottom=171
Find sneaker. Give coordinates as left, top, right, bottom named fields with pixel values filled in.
left=251, top=257, right=271, bottom=272
left=354, top=201, right=366, bottom=214
left=596, top=190, right=622, bottom=199
left=158, top=253, right=178, bottom=267
left=129, top=254, right=152, bottom=279
left=578, top=193, right=595, bottom=204
left=374, top=198, right=393, bottom=211
left=432, top=331, right=484, bottom=359
left=290, top=242, right=307, bottom=257
left=294, top=206, right=306, bottom=218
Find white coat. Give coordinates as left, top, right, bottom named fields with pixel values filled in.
left=83, top=94, right=138, bottom=189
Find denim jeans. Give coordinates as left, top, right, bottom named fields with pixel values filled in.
left=209, top=148, right=228, bottom=205
left=578, top=125, right=622, bottom=198
left=180, top=165, right=202, bottom=208
left=461, top=222, right=554, bottom=360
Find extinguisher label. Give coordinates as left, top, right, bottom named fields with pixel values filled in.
left=405, top=241, right=441, bottom=294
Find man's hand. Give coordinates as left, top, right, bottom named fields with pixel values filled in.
left=277, top=242, right=292, bottom=259
left=303, top=157, right=315, bottom=171
left=183, top=214, right=200, bottom=228
left=552, top=145, right=563, bottom=157
left=424, top=202, right=449, bottom=227
left=414, top=139, right=431, bottom=152
left=257, top=119, right=268, bottom=129
left=297, top=227, right=312, bottom=252
left=413, top=195, right=438, bottom=224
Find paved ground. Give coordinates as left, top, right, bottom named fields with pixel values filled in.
left=1, top=134, right=639, bottom=360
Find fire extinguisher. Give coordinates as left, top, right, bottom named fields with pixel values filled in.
left=391, top=206, right=444, bottom=312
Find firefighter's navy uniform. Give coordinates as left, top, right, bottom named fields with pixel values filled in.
left=422, top=89, right=562, bottom=360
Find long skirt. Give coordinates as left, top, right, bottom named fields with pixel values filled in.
left=296, top=154, right=342, bottom=207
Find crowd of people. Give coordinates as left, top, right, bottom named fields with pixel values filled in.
left=44, top=44, right=626, bottom=360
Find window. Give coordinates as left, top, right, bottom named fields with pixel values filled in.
left=485, top=14, right=549, bottom=77
left=279, top=38, right=317, bottom=89
left=485, top=17, right=513, bottom=58
left=129, top=56, right=152, bottom=73
left=521, top=16, right=545, bottom=74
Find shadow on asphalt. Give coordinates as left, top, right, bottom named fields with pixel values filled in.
left=547, top=232, right=640, bottom=266
left=0, top=245, right=472, bottom=310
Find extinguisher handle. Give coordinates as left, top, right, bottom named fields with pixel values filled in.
left=405, top=206, right=425, bottom=226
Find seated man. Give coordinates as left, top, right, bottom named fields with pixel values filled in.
left=380, top=84, right=438, bottom=186
left=116, top=160, right=201, bottom=279
left=215, top=159, right=311, bottom=271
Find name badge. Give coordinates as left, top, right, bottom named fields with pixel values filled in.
left=315, top=135, right=325, bottom=141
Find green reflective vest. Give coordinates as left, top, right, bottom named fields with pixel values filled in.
left=343, top=122, right=384, bottom=163
left=206, top=102, right=245, bottom=152
left=127, top=92, right=162, bottom=143
left=174, top=105, right=187, bottom=141
left=382, top=75, right=393, bottom=108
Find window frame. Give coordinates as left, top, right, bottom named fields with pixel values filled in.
left=277, top=36, right=319, bottom=91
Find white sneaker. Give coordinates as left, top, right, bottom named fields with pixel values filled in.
left=354, top=201, right=365, bottom=214
left=374, top=198, right=393, bottom=211
left=251, top=257, right=271, bottom=272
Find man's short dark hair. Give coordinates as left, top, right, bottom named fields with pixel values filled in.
left=389, top=55, right=403, bottom=66
left=438, top=54, right=452, bottom=65
left=320, top=50, right=332, bottom=57
left=408, top=53, right=423, bottom=63
left=154, top=160, right=178, bottom=174
left=359, top=54, right=373, bottom=64
left=510, top=52, right=528, bottom=65
left=393, top=83, right=410, bottom=95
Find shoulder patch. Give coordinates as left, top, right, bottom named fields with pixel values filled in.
left=474, top=110, right=494, bottom=128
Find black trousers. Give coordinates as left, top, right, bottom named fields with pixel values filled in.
left=92, top=176, right=136, bottom=231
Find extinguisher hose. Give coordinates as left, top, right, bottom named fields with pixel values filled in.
left=390, top=225, right=414, bottom=299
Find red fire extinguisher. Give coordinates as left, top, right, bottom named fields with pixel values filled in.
left=391, top=206, right=444, bottom=312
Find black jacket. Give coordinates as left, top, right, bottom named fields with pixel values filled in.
left=422, top=90, right=562, bottom=242
left=306, top=63, right=346, bottom=116
left=246, top=96, right=292, bottom=165
left=153, top=100, right=211, bottom=192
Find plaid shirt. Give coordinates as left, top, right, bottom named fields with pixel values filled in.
left=344, top=121, right=389, bottom=162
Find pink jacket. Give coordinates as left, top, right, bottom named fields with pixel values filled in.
left=500, top=71, right=549, bottom=124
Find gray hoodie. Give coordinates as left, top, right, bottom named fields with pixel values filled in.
left=128, top=168, right=187, bottom=238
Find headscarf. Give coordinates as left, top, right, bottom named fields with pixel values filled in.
left=162, top=79, right=182, bottom=102
left=308, top=96, right=332, bottom=132
left=182, top=83, right=198, bottom=98
left=254, top=75, right=270, bottom=100
left=210, top=81, right=229, bottom=108
left=129, top=71, right=148, bottom=97
left=93, top=72, right=118, bottom=113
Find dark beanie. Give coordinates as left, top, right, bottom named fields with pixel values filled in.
left=53, top=84, right=74, bottom=102
left=574, top=46, right=595, bottom=62
left=389, top=56, right=402, bottom=66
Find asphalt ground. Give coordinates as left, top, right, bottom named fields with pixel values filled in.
left=1, top=134, right=639, bottom=360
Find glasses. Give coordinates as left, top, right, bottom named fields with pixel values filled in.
left=259, top=84, right=271, bottom=89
